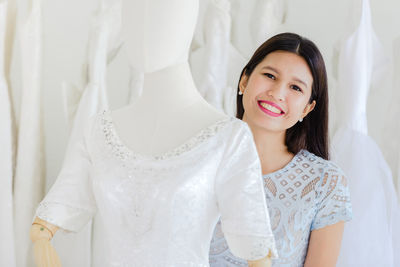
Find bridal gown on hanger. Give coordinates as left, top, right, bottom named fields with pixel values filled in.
left=13, top=1, right=46, bottom=266
left=190, top=0, right=231, bottom=113
left=332, top=1, right=400, bottom=266
left=55, top=2, right=122, bottom=266
left=0, top=2, right=16, bottom=266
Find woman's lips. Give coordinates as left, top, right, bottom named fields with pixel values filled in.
left=257, top=100, right=285, bottom=117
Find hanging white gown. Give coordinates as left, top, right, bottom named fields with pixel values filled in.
left=392, top=36, right=400, bottom=267
left=0, top=2, right=16, bottom=266
left=53, top=2, right=121, bottom=267
left=190, top=0, right=231, bottom=112
left=229, top=0, right=285, bottom=59
left=392, top=37, right=400, bottom=197
left=332, top=1, right=400, bottom=266
left=13, top=1, right=45, bottom=266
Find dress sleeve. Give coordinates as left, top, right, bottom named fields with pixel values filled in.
left=35, top=117, right=97, bottom=232
left=311, top=163, right=353, bottom=230
left=215, top=122, right=278, bottom=260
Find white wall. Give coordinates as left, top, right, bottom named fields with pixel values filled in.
left=9, top=0, right=400, bottom=191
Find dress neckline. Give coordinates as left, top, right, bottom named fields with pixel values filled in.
left=262, top=150, right=307, bottom=177
left=101, top=110, right=234, bottom=161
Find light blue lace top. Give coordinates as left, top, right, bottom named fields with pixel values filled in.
left=209, top=150, right=352, bottom=267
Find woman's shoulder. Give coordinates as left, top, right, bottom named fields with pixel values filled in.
left=299, top=150, right=349, bottom=204
left=298, top=150, right=345, bottom=177
left=300, top=151, right=353, bottom=230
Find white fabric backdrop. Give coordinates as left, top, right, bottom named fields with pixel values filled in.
left=13, top=1, right=45, bottom=266
left=0, top=1, right=16, bottom=266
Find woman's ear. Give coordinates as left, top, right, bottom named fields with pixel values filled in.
left=303, top=100, right=316, bottom=117
left=239, top=74, right=249, bottom=94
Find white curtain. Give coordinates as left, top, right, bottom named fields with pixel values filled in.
left=13, top=0, right=45, bottom=266
left=332, top=0, right=399, bottom=266
left=0, top=1, right=16, bottom=266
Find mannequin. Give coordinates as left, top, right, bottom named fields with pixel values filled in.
left=112, top=0, right=226, bottom=155
left=30, top=1, right=274, bottom=266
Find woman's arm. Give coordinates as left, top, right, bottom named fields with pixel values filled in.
left=304, top=221, right=345, bottom=267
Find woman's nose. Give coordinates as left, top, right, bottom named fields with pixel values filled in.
left=267, top=83, right=286, bottom=101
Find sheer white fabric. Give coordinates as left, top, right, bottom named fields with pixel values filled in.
left=13, top=1, right=45, bottom=266
left=0, top=2, right=16, bottom=266
left=333, top=1, right=400, bottom=266
left=36, top=111, right=277, bottom=266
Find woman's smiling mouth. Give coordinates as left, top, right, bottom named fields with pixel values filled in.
left=257, top=100, right=285, bottom=117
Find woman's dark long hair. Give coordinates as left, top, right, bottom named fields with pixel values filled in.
left=237, top=32, right=329, bottom=160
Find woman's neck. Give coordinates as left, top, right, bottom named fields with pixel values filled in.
left=243, top=115, right=294, bottom=175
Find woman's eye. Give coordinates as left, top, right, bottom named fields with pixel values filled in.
left=290, top=85, right=302, bottom=92
left=264, top=73, right=276, bottom=80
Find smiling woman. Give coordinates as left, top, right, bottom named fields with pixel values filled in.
left=236, top=33, right=328, bottom=160
left=209, top=33, right=352, bottom=267
left=240, top=51, right=315, bottom=130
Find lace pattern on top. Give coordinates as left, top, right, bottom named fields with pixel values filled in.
left=209, top=150, right=352, bottom=267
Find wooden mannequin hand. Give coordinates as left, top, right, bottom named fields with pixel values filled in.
left=30, top=217, right=62, bottom=267
left=247, top=251, right=272, bottom=267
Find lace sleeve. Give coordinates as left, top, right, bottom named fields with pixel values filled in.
left=311, top=163, right=353, bottom=230
left=215, top=122, right=278, bottom=260
left=35, top=116, right=97, bottom=232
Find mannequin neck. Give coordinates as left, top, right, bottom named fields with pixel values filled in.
left=135, top=61, right=203, bottom=111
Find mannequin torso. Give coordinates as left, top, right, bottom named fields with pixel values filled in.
left=112, top=62, right=226, bottom=156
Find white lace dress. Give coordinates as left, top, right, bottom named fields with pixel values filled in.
left=35, top=111, right=277, bottom=266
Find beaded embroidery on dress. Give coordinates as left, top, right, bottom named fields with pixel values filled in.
left=36, top=111, right=277, bottom=266
left=209, top=150, right=352, bottom=267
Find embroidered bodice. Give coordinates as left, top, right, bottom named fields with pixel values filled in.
left=36, top=111, right=277, bottom=266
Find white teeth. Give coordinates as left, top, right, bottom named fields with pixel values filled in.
left=260, top=102, right=281, bottom=114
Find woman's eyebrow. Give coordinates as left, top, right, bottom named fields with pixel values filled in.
left=261, top=66, right=280, bottom=74
left=293, top=77, right=308, bottom=88
left=261, top=66, right=309, bottom=88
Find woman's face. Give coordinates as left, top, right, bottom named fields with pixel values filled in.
left=240, top=50, right=316, bottom=133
